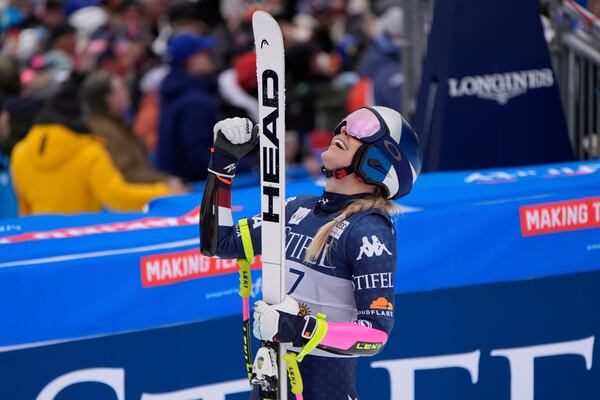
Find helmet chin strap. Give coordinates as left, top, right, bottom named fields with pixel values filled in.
left=321, top=144, right=369, bottom=181
left=321, top=164, right=362, bottom=181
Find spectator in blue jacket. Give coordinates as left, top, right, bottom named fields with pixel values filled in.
left=358, top=4, right=406, bottom=112
left=157, top=33, right=219, bottom=181
left=358, top=35, right=403, bottom=112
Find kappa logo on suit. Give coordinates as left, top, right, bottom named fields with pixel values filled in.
left=356, top=235, right=392, bottom=260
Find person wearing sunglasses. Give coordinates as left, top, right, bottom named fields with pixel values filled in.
left=200, top=107, right=422, bottom=399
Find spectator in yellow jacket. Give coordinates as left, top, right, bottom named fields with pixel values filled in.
left=11, top=122, right=179, bottom=216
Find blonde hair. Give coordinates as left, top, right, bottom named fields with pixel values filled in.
left=304, top=195, right=400, bottom=263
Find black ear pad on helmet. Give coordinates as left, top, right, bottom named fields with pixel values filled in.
left=350, top=143, right=392, bottom=199
left=350, top=144, right=369, bottom=175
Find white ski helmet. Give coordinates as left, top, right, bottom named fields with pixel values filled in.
left=322, top=106, right=422, bottom=199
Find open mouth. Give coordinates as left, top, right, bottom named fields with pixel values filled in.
left=332, top=137, right=348, bottom=151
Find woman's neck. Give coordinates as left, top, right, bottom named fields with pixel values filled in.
left=324, top=174, right=376, bottom=195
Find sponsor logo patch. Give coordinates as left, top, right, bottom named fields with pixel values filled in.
left=354, top=342, right=382, bottom=351
left=251, top=214, right=262, bottom=229
left=289, top=207, right=311, bottom=225
left=358, top=309, right=393, bottom=318
left=298, top=302, right=311, bottom=318
left=370, top=297, right=394, bottom=310
left=356, top=235, right=392, bottom=260
left=520, top=196, right=600, bottom=236
left=355, top=319, right=373, bottom=328
left=352, top=272, right=393, bottom=290
left=330, top=220, right=350, bottom=239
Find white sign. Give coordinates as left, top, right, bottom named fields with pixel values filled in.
left=448, top=68, right=554, bottom=105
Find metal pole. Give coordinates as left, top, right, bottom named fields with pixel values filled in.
left=587, top=59, right=593, bottom=159
left=578, top=54, right=585, bottom=159
left=567, top=49, right=577, bottom=154
left=595, top=64, right=600, bottom=159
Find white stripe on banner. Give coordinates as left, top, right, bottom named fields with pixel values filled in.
left=0, top=238, right=199, bottom=269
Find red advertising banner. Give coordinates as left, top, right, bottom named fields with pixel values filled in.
left=520, top=196, right=600, bottom=236
left=141, top=249, right=261, bottom=287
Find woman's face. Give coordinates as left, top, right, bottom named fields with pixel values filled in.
left=321, top=125, right=364, bottom=171
left=187, top=51, right=215, bottom=77
left=107, top=76, right=131, bottom=118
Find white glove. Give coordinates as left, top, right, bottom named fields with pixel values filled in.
left=213, top=117, right=254, bottom=145
left=253, top=295, right=300, bottom=342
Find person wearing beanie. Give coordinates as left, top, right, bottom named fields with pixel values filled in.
left=157, top=32, right=220, bottom=181
left=43, top=21, right=77, bottom=75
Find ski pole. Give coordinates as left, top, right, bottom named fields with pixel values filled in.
left=238, top=218, right=255, bottom=383
left=284, top=352, right=304, bottom=400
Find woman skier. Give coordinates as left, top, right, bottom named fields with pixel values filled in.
left=200, top=106, right=422, bottom=399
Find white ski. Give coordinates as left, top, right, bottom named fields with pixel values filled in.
left=253, top=10, right=287, bottom=400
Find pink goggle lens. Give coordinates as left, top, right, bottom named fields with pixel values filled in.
left=343, top=108, right=381, bottom=140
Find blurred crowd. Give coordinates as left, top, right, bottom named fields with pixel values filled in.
left=0, top=0, right=406, bottom=216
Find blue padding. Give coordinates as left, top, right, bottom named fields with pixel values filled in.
left=0, top=161, right=599, bottom=347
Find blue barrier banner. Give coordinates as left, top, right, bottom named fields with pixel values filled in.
left=1, top=272, right=598, bottom=399
left=0, top=161, right=599, bottom=399
left=413, top=0, right=574, bottom=171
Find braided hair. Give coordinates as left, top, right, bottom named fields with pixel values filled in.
left=304, top=195, right=399, bottom=263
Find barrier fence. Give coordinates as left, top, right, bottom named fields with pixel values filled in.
left=550, top=0, right=600, bottom=159
left=401, top=0, right=434, bottom=116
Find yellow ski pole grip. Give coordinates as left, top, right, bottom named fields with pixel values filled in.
left=296, top=313, right=328, bottom=362
left=284, top=352, right=303, bottom=395
left=237, top=218, right=254, bottom=298
left=238, top=258, right=251, bottom=298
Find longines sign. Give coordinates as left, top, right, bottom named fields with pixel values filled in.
left=448, top=68, right=554, bottom=105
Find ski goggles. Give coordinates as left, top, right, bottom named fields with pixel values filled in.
left=334, top=107, right=388, bottom=143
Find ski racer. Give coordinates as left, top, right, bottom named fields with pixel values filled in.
left=200, top=106, right=422, bottom=399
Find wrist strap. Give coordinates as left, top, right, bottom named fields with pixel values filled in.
left=296, top=313, right=328, bottom=362
left=239, top=218, right=254, bottom=262
left=300, top=315, right=318, bottom=340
